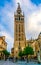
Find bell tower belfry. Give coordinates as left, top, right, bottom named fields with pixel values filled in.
left=13, top=3, right=26, bottom=57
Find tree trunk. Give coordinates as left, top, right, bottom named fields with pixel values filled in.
left=26, top=55, right=29, bottom=62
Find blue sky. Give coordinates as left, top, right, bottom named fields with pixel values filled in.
left=31, top=0, right=41, bottom=5
left=0, top=0, right=41, bottom=52
left=0, top=0, right=12, bottom=7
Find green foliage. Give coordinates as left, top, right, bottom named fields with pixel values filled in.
left=2, top=50, right=10, bottom=56
left=18, top=46, right=34, bottom=58
left=18, top=50, right=23, bottom=57
left=23, top=46, right=34, bottom=56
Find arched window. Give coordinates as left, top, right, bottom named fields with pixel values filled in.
left=19, top=16, right=20, bottom=20
left=19, top=24, right=20, bottom=32
left=21, top=18, right=24, bottom=20
left=15, top=18, right=18, bottom=20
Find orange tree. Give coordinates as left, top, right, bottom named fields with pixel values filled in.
left=2, top=50, right=10, bottom=60
left=18, top=46, right=34, bottom=60
left=23, top=46, right=34, bottom=60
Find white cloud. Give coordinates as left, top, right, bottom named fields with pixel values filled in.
left=25, top=4, right=41, bottom=39
left=0, top=1, right=14, bottom=52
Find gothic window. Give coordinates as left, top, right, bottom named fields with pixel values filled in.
left=22, top=34, right=23, bottom=40
left=19, top=24, right=20, bottom=32
left=18, top=11, right=20, bottom=14
left=19, top=37, right=20, bottom=41
left=19, top=37, right=22, bottom=41
left=15, top=18, right=18, bottom=20
left=19, top=34, right=20, bottom=36
left=19, top=16, right=20, bottom=20
left=22, top=25, right=23, bottom=32
left=15, top=17, right=21, bottom=21
left=16, top=24, right=17, bottom=32
left=21, top=18, right=24, bottom=20
left=16, top=34, right=17, bottom=40
left=2, top=41, right=3, bottom=44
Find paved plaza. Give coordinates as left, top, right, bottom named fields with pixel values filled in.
left=0, top=60, right=15, bottom=65
left=0, top=60, right=41, bottom=65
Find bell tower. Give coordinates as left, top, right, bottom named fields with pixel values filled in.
left=14, top=3, right=26, bottom=57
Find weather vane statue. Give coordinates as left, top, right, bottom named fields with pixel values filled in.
left=17, top=2, right=20, bottom=8
left=17, top=2, right=20, bottom=5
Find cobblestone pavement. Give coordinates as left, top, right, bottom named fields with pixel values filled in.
left=0, top=60, right=41, bottom=65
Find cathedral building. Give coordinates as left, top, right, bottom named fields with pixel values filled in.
left=27, top=32, right=41, bottom=57
left=0, top=36, right=7, bottom=60
left=11, top=3, right=41, bottom=58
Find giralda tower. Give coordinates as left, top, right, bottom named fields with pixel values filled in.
left=13, top=3, right=26, bottom=57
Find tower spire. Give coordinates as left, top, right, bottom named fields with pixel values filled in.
left=17, top=3, right=20, bottom=8
left=17, top=3, right=21, bottom=14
